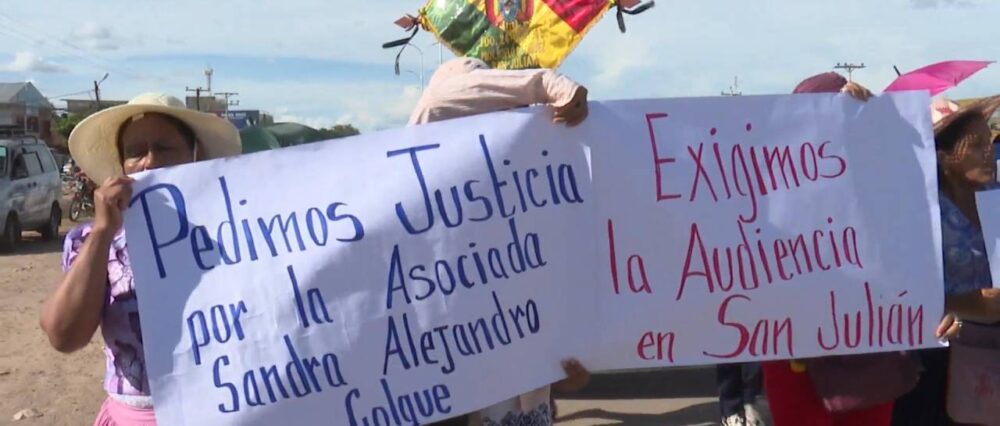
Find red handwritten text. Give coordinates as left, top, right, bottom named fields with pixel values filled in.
left=676, top=217, right=862, bottom=301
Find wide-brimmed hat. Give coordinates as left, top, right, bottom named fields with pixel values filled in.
left=68, top=92, right=241, bottom=184
left=932, top=95, right=1000, bottom=137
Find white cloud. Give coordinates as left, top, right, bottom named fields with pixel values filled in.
left=564, top=0, right=999, bottom=100
left=229, top=80, right=423, bottom=132
left=6, top=0, right=1000, bottom=129
left=273, top=107, right=336, bottom=130
left=8, top=0, right=419, bottom=63
left=910, top=0, right=977, bottom=8
left=2, top=51, right=66, bottom=73
left=71, top=22, right=119, bottom=51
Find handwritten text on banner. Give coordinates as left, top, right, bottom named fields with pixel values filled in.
left=123, top=92, right=942, bottom=425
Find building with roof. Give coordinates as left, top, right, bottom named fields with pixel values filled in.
left=218, top=110, right=273, bottom=130
left=64, top=99, right=127, bottom=115
left=0, top=82, right=55, bottom=146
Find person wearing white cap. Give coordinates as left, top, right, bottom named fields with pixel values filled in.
left=39, top=93, right=240, bottom=425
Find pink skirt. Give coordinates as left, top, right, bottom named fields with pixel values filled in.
left=93, top=397, right=157, bottom=426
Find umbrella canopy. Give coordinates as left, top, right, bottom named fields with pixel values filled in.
left=239, top=123, right=326, bottom=154
left=239, top=127, right=282, bottom=154
left=885, top=60, right=993, bottom=96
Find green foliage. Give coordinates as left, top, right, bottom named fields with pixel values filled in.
left=318, top=124, right=360, bottom=140
left=55, top=113, right=86, bottom=140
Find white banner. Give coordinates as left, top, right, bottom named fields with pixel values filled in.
left=124, top=92, right=943, bottom=425
left=976, top=188, right=1000, bottom=288
left=581, top=94, right=943, bottom=369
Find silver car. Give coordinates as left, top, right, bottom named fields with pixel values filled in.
left=0, top=136, right=62, bottom=251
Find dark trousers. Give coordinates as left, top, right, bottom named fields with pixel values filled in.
left=717, top=362, right=763, bottom=417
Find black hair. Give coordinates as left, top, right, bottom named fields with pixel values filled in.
left=116, top=112, right=197, bottom=162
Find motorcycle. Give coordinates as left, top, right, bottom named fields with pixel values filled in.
left=69, top=177, right=94, bottom=222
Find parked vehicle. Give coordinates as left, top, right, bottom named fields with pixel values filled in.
left=0, top=136, right=63, bottom=251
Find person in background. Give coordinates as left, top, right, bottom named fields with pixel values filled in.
left=408, top=56, right=588, bottom=126
left=39, top=93, right=241, bottom=426
left=762, top=72, right=964, bottom=426
left=892, top=95, right=1000, bottom=426
left=409, top=57, right=590, bottom=426
left=716, top=363, right=764, bottom=426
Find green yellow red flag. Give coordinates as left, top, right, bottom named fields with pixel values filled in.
left=398, top=0, right=650, bottom=70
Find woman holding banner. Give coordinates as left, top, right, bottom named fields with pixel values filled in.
left=39, top=93, right=241, bottom=425
left=892, top=95, right=1000, bottom=426
left=410, top=56, right=591, bottom=426
left=760, top=72, right=929, bottom=426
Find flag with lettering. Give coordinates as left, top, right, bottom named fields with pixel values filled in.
left=420, top=0, right=614, bottom=69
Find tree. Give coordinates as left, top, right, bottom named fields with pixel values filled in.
left=55, top=113, right=86, bottom=140
left=318, top=124, right=360, bottom=140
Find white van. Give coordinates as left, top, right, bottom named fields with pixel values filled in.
left=0, top=136, right=62, bottom=251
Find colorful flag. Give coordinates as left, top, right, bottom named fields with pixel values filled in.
left=419, top=0, right=618, bottom=69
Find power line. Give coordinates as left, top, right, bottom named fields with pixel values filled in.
left=0, top=23, right=113, bottom=75
left=0, top=13, right=119, bottom=68
left=49, top=89, right=94, bottom=99
left=0, top=15, right=107, bottom=68
left=0, top=13, right=147, bottom=80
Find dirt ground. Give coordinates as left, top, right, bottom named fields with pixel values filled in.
left=0, top=223, right=105, bottom=425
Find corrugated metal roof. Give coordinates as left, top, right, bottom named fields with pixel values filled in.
left=0, top=82, right=53, bottom=109
left=0, top=83, right=27, bottom=103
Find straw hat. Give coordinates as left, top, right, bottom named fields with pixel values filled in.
left=68, top=93, right=241, bottom=184
left=932, top=95, right=1000, bottom=136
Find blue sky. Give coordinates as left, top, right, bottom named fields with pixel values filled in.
left=0, top=0, right=997, bottom=131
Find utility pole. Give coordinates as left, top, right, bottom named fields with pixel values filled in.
left=185, top=67, right=214, bottom=112
left=834, top=62, right=866, bottom=82
left=215, top=91, right=239, bottom=119
left=721, top=76, right=742, bottom=96
left=93, top=73, right=109, bottom=110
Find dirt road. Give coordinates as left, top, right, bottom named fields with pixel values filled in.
left=0, top=224, right=105, bottom=425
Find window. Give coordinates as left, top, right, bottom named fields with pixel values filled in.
left=37, top=149, right=57, bottom=173
left=0, top=147, right=7, bottom=177
left=11, top=155, right=28, bottom=180
left=24, top=152, right=43, bottom=176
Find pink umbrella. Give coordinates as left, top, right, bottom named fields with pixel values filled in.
left=884, top=60, right=994, bottom=96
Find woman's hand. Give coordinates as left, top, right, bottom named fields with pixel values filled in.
left=936, top=313, right=962, bottom=341
left=552, top=358, right=590, bottom=393
left=553, top=87, right=589, bottom=127
left=93, top=176, right=134, bottom=234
